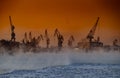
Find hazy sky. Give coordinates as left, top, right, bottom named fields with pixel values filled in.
left=0, top=0, right=120, bottom=45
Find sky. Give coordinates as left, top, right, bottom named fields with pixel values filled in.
left=0, top=0, right=120, bottom=46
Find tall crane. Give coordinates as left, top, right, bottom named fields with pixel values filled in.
left=86, top=17, right=103, bottom=47
left=45, top=29, right=50, bottom=48
left=54, top=28, right=64, bottom=50
left=9, top=16, right=16, bottom=42
left=86, top=17, right=99, bottom=42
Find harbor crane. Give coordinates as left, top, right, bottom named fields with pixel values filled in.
left=9, top=16, right=16, bottom=42
left=54, top=28, right=64, bottom=50
left=86, top=17, right=103, bottom=47
left=45, top=29, right=50, bottom=48
left=87, top=17, right=99, bottom=42
left=77, top=17, right=103, bottom=49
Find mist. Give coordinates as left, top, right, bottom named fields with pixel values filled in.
left=0, top=49, right=120, bottom=73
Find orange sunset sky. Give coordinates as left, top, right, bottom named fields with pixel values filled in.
left=0, top=0, right=120, bottom=45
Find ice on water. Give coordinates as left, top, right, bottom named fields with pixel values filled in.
left=0, top=50, right=120, bottom=78
left=0, top=63, right=120, bottom=78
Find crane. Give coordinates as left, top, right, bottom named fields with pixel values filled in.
left=77, top=17, right=103, bottom=49
left=9, top=16, right=16, bottom=42
left=86, top=17, right=103, bottom=48
left=29, top=32, right=32, bottom=42
left=54, top=28, right=60, bottom=37
left=45, top=29, right=50, bottom=48
left=34, top=34, right=43, bottom=47
left=68, top=35, right=75, bottom=48
left=54, top=28, right=64, bottom=50
left=86, top=17, right=99, bottom=42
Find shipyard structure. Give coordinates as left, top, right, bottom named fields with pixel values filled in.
left=0, top=16, right=120, bottom=54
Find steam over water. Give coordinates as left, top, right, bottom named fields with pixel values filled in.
left=0, top=49, right=120, bottom=72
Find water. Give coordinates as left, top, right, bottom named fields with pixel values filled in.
left=0, top=50, right=120, bottom=78
left=0, top=63, right=120, bottom=78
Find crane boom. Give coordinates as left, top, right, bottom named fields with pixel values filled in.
left=87, top=17, right=99, bottom=42
left=9, top=16, right=15, bottom=31
left=9, top=16, right=13, bottom=26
